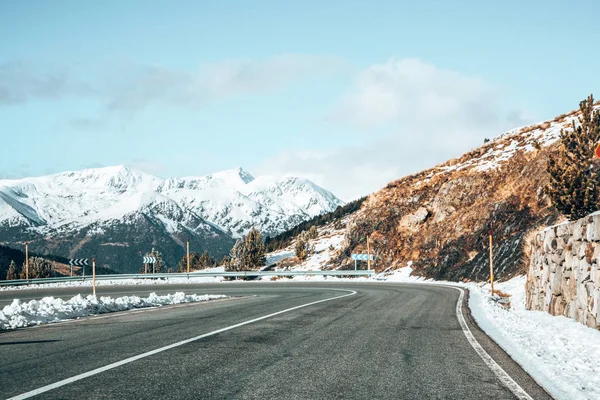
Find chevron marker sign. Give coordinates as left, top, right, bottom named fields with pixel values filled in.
left=351, top=254, right=374, bottom=261
left=69, top=258, right=89, bottom=266
left=143, top=256, right=157, bottom=264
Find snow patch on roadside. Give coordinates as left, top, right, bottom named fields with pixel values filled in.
left=373, top=267, right=600, bottom=400
left=0, top=277, right=226, bottom=291
left=469, top=277, right=600, bottom=400
left=0, top=292, right=227, bottom=330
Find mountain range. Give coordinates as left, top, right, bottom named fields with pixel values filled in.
left=0, top=166, right=343, bottom=273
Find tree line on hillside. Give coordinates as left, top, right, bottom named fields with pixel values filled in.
left=264, top=197, right=366, bottom=252
left=0, top=244, right=75, bottom=280
left=137, top=228, right=268, bottom=273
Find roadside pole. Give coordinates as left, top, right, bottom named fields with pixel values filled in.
left=354, top=259, right=357, bottom=271
left=187, top=240, right=190, bottom=273
left=92, top=258, right=96, bottom=296
left=367, top=235, right=371, bottom=271
left=489, top=231, right=494, bottom=296
left=25, top=242, right=29, bottom=280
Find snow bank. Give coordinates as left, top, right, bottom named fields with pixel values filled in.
left=0, top=292, right=227, bottom=330
left=469, top=277, right=600, bottom=400
left=0, top=276, right=226, bottom=291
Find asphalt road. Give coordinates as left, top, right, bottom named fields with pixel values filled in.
left=0, top=282, right=553, bottom=399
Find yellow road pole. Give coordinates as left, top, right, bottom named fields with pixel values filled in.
left=25, top=242, right=29, bottom=280
left=187, top=241, right=190, bottom=273
left=489, top=231, right=494, bottom=296
left=92, top=258, right=97, bottom=296
left=367, top=235, right=371, bottom=271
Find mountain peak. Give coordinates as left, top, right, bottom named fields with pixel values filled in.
left=234, top=167, right=255, bottom=184
left=211, top=167, right=255, bottom=185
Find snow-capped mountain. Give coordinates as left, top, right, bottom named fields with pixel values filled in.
left=0, top=166, right=343, bottom=272
left=157, top=168, right=344, bottom=237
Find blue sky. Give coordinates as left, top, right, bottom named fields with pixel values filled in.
left=1, top=0, right=599, bottom=200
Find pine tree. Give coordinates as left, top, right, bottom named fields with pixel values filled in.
left=308, top=226, right=318, bottom=240
left=244, top=227, right=266, bottom=269
left=6, top=260, right=17, bottom=280
left=295, top=235, right=308, bottom=260
left=22, top=257, right=54, bottom=278
left=547, top=94, right=600, bottom=220
left=219, top=255, right=232, bottom=267
left=228, top=239, right=246, bottom=271
left=295, top=232, right=314, bottom=261
left=199, top=250, right=215, bottom=269
left=178, top=252, right=203, bottom=272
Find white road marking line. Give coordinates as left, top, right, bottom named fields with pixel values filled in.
left=452, top=287, right=533, bottom=400
left=8, top=289, right=357, bottom=400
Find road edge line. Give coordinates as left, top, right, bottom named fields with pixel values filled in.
left=451, top=286, right=534, bottom=400
left=7, top=289, right=357, bottom=400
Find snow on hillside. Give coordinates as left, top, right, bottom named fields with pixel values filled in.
left=422, top=106, right=593, bottom=183
left=265, top=217, right=350, bottom=271
left=0, top=166, right=343, bottom=238
left=0, top=166, right=161, bottom=229
left=157, top=168, right=344, bottom=237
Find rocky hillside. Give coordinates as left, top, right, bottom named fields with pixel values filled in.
left=284, top=104, right=600, bottom=281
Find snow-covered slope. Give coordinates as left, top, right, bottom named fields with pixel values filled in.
left=0, top=166, right=342, bottom=237
left=0, top=166, right=342, bottom=272
left=157, top=168, right=344, bottom=237
left=0, top=166, right=162, bottom=230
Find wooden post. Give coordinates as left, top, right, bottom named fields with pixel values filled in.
left=25, top=242, right=29, bottom=280
left=489, top=231, right=494, bottom=296
left=367, top=235, right=371, bottom=271
left=92, top=258, right=96, bottom=296
left=187, top=241, right=190, bottom=273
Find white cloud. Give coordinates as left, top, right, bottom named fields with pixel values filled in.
left=259, top=58, right=534, bottom=201
left=190, top=54, right=347, bottom=101
left=0, top=55, right=347, bottom=112
left=328, top=58, right=502, bottom=131
left=0, top=62, right=95, bottom=104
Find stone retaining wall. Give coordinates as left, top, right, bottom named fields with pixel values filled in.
left=526, top=213, right=600, bottom=329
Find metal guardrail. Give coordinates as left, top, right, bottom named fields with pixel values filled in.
left=0, top=270, right=375, bottom=287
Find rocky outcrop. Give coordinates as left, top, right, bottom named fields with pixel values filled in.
left=338, top=139, right=559, bottom=281
left=331, top=104, right=600, bottom=281
left=526, top=214, right=600, bottom=329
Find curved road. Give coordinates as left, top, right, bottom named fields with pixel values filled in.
left=0, top=283, right=552, bottom=399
